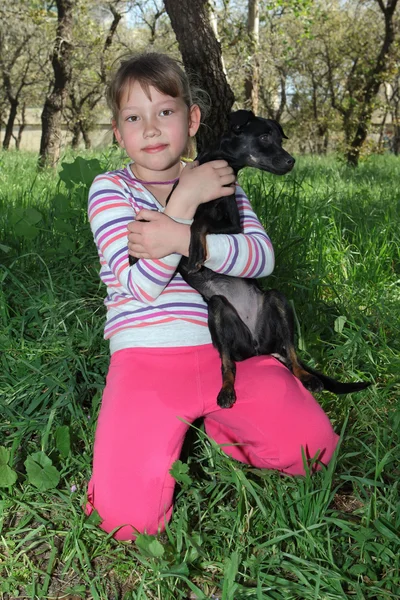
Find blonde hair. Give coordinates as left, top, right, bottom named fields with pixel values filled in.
left=108, top=53, right=208, bottom=157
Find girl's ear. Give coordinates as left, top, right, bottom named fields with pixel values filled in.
left=188, top=104, right=201, bottom=137
left=112, top=119, right=125, bottom=148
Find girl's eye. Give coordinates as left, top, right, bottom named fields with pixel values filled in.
left=127, top=115, right=138, bottom=122
left=160, top=109, right=173, bottom=116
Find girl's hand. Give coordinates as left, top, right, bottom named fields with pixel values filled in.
left=127, top=210, right=190, bottom=259
left=165, top=160, right=236, bottom=220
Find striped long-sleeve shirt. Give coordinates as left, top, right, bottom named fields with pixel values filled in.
left=88, top=164, right=275, bottom=353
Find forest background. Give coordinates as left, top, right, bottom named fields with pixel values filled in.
left=1, top=0, right=400, bottom=167
left=1, top=1, right=400, bottom=599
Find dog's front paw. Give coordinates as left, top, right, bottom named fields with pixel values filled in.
left=217, top=386, right=236, bottom=409
left=301, top=374, right=324, bottom=393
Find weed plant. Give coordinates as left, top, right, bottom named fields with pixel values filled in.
left=0, top=150, right=399, bottom=599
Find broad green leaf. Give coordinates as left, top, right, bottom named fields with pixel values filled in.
left=169, top=459, right=192, bottom=486
left=14, top=221, right=39, bottom=240
left=148, top=539, right=165, bottom=557
left=0, top=446, right=17, bottom=488
left=136, top=533, right=165, bottom=557
left=53, top=219, right=74, bottom=234
left=59, top=157, right=103, bottom=189
left=85, top=509, right=103, bottom=526
left=25, top=207, right=42, bottom=225
left=53, top=193, right=71, bottom=214
left=24, top=451, right=60, bottom=491
left=59, top=239, right=75, bottom=252
left=9, top=206, right=25, bottom=226
left=55, top=426, right=71, bottom=458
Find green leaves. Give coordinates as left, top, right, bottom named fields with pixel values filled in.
left=135, top=533, right=165, bottom=558
left=59, top=157, right=104, bottom=190
left=24, top=451, right=60, bottom=491
left=9, top=205, right=43, bottom=240
left=169, top=459, right=193, bottom=487
left=0, top=446, right=17, bottom=487
left=0, top=448, right=61, bottom=491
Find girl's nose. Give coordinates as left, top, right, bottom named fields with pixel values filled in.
left=143, top=118, right=161, bottom=138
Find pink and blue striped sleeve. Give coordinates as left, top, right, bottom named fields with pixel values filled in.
left=203, top=185, right=275, bottom=278
left=88, top=173, right=181, bottom=303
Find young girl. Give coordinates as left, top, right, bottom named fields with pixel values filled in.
left=86, top=52, right=339, bottom=541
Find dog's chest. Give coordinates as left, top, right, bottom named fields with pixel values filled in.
left=205, top=277, right=263, bottom=337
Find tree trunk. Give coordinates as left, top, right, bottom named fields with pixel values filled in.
left=245, top=0, right=260, bottom=114
left=164, top=0, right=235, bottom=152
left=81, top=123, right=92, bottom=149
left=38, top=0, right=74, bottom=169
left=345, top=0, right=398, bottom=166
left=392, top=123, right=400, bottom=154
left=2, top=99, right=18, bottom=150
left=15, top=103, right=26, bottom=150
left=71, top=121, right=81, bottom=149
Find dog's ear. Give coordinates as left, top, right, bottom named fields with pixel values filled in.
left=276, top=121, right=288, bottom=140
left=230, top=110, right=255, bottom=132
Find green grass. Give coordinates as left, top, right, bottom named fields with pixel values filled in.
left=1, top=150, right=399, bottom=599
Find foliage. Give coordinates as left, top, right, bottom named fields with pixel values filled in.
left=0, top=150, right=399, bottom=597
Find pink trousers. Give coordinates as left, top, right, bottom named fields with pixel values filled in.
left=86, top=344, right=339, bottom=540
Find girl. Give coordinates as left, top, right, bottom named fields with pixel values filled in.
left=86, top=52, right=339, bottom=541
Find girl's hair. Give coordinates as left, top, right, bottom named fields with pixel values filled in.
left=108, top=52, right=209, bottom=157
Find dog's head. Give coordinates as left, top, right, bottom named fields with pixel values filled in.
left=220, top=110, right=295, bottom=175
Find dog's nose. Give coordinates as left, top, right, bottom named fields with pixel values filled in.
left=286, top=156, right=295, bottom=167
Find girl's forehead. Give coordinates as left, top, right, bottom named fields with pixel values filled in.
left=120, top=80, right=179, bottom=107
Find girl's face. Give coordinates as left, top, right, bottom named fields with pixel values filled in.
left=113, top=80, right=200, bottom=180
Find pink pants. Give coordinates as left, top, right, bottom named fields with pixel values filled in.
left=86, top=344, right=339, bottom=540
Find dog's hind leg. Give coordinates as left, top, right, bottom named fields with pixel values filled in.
left=208, top=295, right=256, bottom=408
left=258, top=290, right=324, bottom=393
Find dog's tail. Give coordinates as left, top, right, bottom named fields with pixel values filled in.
left=302, top=361, right=371, bottom=394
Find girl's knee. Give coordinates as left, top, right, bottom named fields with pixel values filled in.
left=85, top=480, right=173, bottom=541
left=277, top=418, right=340, bottom=476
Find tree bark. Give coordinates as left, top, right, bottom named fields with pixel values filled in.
left=38, top=0, right=74, bottom=169
left=164, top=0, right=235, bottom=152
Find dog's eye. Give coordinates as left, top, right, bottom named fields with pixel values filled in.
left=259, top=134, right=271, bottom=142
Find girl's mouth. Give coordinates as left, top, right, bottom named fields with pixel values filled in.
left=143, top=144, right=168, bottom=153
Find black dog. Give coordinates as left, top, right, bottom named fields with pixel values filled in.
left=131, top=110, right=370, bottom=408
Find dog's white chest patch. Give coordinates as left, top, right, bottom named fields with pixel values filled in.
left=206, top=277, right=262, bottom=337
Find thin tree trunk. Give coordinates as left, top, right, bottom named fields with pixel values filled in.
left=164, top=0, right=234, bottom=152
left=38, top=0, right=74, bottom=168
left=245, top=0, right=260, bottom=114
left=2, top=99, right=18, bottom=150
left=81, top=123, right=92, bottom=149
left=15, top=103, right=26, bottom=150
left=71, top=121, right=81, bottom=149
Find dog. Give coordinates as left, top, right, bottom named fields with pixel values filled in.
left=131, top=110, right=370, bottom=408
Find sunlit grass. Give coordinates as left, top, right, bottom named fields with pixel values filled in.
left=1, top=150, right=399, bottom=599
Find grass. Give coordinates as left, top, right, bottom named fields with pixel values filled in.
left=0, top=149, right=399, bottom=599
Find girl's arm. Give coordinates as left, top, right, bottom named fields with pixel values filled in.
left=203, top=185, right=275, bottom=278
left=88, top=173, right=182, bottom=304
